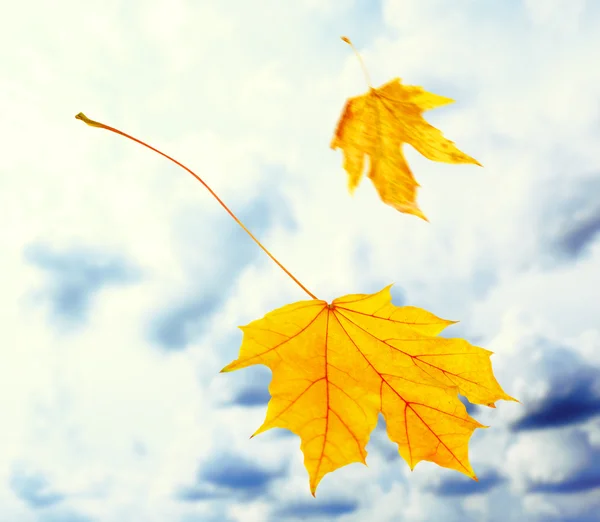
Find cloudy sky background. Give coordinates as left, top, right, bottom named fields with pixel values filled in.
left=2, top=0, right=600, bottom=520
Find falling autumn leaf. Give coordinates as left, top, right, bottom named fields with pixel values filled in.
left=76, top=113, right=516, bottom=498
left=331, top=38, right=481, bottom=220
left=222, top=285, right=516, bottom=495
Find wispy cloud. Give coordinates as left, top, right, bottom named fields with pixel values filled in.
left=24, top=243, right=140, bottom=329
left=9, top=467, right=64, bottom=509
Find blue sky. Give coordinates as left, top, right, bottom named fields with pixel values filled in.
left=1, top=0, right=600, bottom=520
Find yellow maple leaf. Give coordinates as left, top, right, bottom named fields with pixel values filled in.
left=331, top=38, right=481, bottom=220
left=222, top=286, right=516, bottom=495
left=76, top=113, right=516, bottom=498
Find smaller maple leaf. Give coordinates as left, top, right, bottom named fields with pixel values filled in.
left=331, top=40, right=481, bottom=220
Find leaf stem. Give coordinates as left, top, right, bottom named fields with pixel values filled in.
left=75, top=112, right=318, bottom=300
left=341, top=36, right=372, bottom=88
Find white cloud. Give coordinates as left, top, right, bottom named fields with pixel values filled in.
left=524, top=0, right=588, bottom=31
left=505, top=430, right=592, bottom=489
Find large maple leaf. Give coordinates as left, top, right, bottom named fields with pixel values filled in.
left=222, top=286, right=516, bottom=495
left=331, top=40, right=480, bottom=220
left=76, top=112, right=516, bottom=497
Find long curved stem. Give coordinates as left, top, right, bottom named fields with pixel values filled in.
left=75, top=112, right=318, bottom=300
